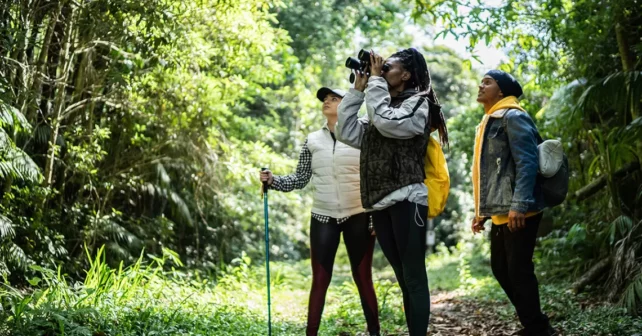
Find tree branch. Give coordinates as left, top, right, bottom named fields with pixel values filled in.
left=572, top=257, right=611, bottom=293
left=61, top=96, right=121, bottom=118
left=575, top=161, right=640, bottom=201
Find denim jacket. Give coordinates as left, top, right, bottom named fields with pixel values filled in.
left=478, top=108, right=545, bottom=216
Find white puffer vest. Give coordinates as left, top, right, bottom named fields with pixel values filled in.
left=307, top=126, right=364, bottom=218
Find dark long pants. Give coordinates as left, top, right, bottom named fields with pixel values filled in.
left=306, top=213, right=380, bottom=336
left=490, top=213, right=552, bottom=334
left=371, top=201, right=430, bottom=336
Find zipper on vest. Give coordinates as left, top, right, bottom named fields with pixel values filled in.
left=332, top=133, right=341, bottom=213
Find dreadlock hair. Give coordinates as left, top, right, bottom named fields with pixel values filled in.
left=390, top=48, right=449, bottom=147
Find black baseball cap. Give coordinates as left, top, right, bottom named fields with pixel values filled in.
left=316, top=87, right=347, bottom=102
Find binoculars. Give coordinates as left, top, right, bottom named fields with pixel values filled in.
left=345, top=49, right=389, bottom=83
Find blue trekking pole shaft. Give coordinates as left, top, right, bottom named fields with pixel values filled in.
left=261, top=168, right=272, bottom=336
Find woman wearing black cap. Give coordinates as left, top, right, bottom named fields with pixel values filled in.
left=471, top=70, right=556, bottom=336
left=260, top=87, right=380, bottom=336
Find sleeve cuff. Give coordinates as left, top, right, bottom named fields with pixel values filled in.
left=510, top=201, right=530, bottom=214
left=270, top=176, right=283, bottom=190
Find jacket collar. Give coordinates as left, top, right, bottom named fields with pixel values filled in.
left=489, top=108, right=509, bottom=118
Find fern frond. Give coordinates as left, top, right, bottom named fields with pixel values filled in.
left=620, top=271, right=642, bottom=315
left=0, top=215, right=15, bottom=240
left=2, top=148, right=41, bottom=182
left=0, top=100, right=32, bottom=133
left=575, top=71, right=642, bottom=122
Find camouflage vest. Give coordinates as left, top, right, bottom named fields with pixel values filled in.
left=360, top=92, right=431, bottom=208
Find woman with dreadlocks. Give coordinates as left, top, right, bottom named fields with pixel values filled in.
left=336, top=48, right=448, bottom=335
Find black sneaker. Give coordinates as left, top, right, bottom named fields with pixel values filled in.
left=544, top=327, right=558, bottom=336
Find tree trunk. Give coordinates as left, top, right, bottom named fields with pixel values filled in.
left=0, top=1, right=10, bottom=58
left=43, top=1, right=74, bottom=188
left=25, top=1, right=46, bottom=66
left=615, top=19, right=638, bottom=122
left=8, top=1, right=31, bottom=106
left=615, top=23, right=635, bottom=73
left=26, top=1, right=63, bottom=122
left=71, top=5, right=94, bottom=105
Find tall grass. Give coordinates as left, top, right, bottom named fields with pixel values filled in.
left=0, top=247, right=304, bottom=336
left=1, top=243, right=641, bottom=335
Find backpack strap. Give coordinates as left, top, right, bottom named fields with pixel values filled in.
left=502, top=108, right=545, bottom=145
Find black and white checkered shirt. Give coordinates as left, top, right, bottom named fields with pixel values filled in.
left=271, top=138, right=351, bottom=225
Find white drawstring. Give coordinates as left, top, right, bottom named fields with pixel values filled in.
left=414, top=203, right=425, bottom=227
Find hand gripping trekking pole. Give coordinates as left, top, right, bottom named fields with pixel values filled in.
left=261, top=168, right=272, bottom=336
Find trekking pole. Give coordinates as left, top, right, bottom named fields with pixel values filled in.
left=261, top=167, right=272, bottom=336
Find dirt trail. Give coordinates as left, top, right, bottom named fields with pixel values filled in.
left=428, top=291, right=519, bottom=336
left=360, top=291, right=521, bottom=336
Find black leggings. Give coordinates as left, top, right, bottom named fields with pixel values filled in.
left=371, top=201, right=429, bottom=336
left=307, top=213, right=379, bottom=336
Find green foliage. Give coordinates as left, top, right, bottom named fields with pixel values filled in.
left=1, top=0, right=352, bottom=279
left=0, top=102, right=40, bottom=184
left=0, top=100, right=41, bottom=279
left=412, top=0, right=641, bottom=81
left=0, top=0, right=482, bottom=281
left=274, top=0, right=413, bottom=72
left=4, top=246, right=641, bottom=335
left=0, top=247, right=304, bottom=336
left=621, top=271, right=642, bottom=316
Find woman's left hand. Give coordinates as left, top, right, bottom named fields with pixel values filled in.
left=369, top=50, right=385, bottom=77
left=354, top=71, right=368, bottom=92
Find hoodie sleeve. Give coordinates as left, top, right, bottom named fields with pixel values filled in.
left=365, top=76, right=429, bottom=139
left=336, top=88, right=369, bottom=149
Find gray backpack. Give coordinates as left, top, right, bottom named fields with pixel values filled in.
left=502, top=109, right=569, bottom=207
left=537, top=137, right=569, bottom=207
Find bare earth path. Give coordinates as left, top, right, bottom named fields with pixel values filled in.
left=428, top=291, right=518, bottom=336
left=354, top=291, right=520, bottom=336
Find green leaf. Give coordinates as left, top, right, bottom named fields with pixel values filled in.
left=27, top=277, right=41, bottom=286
